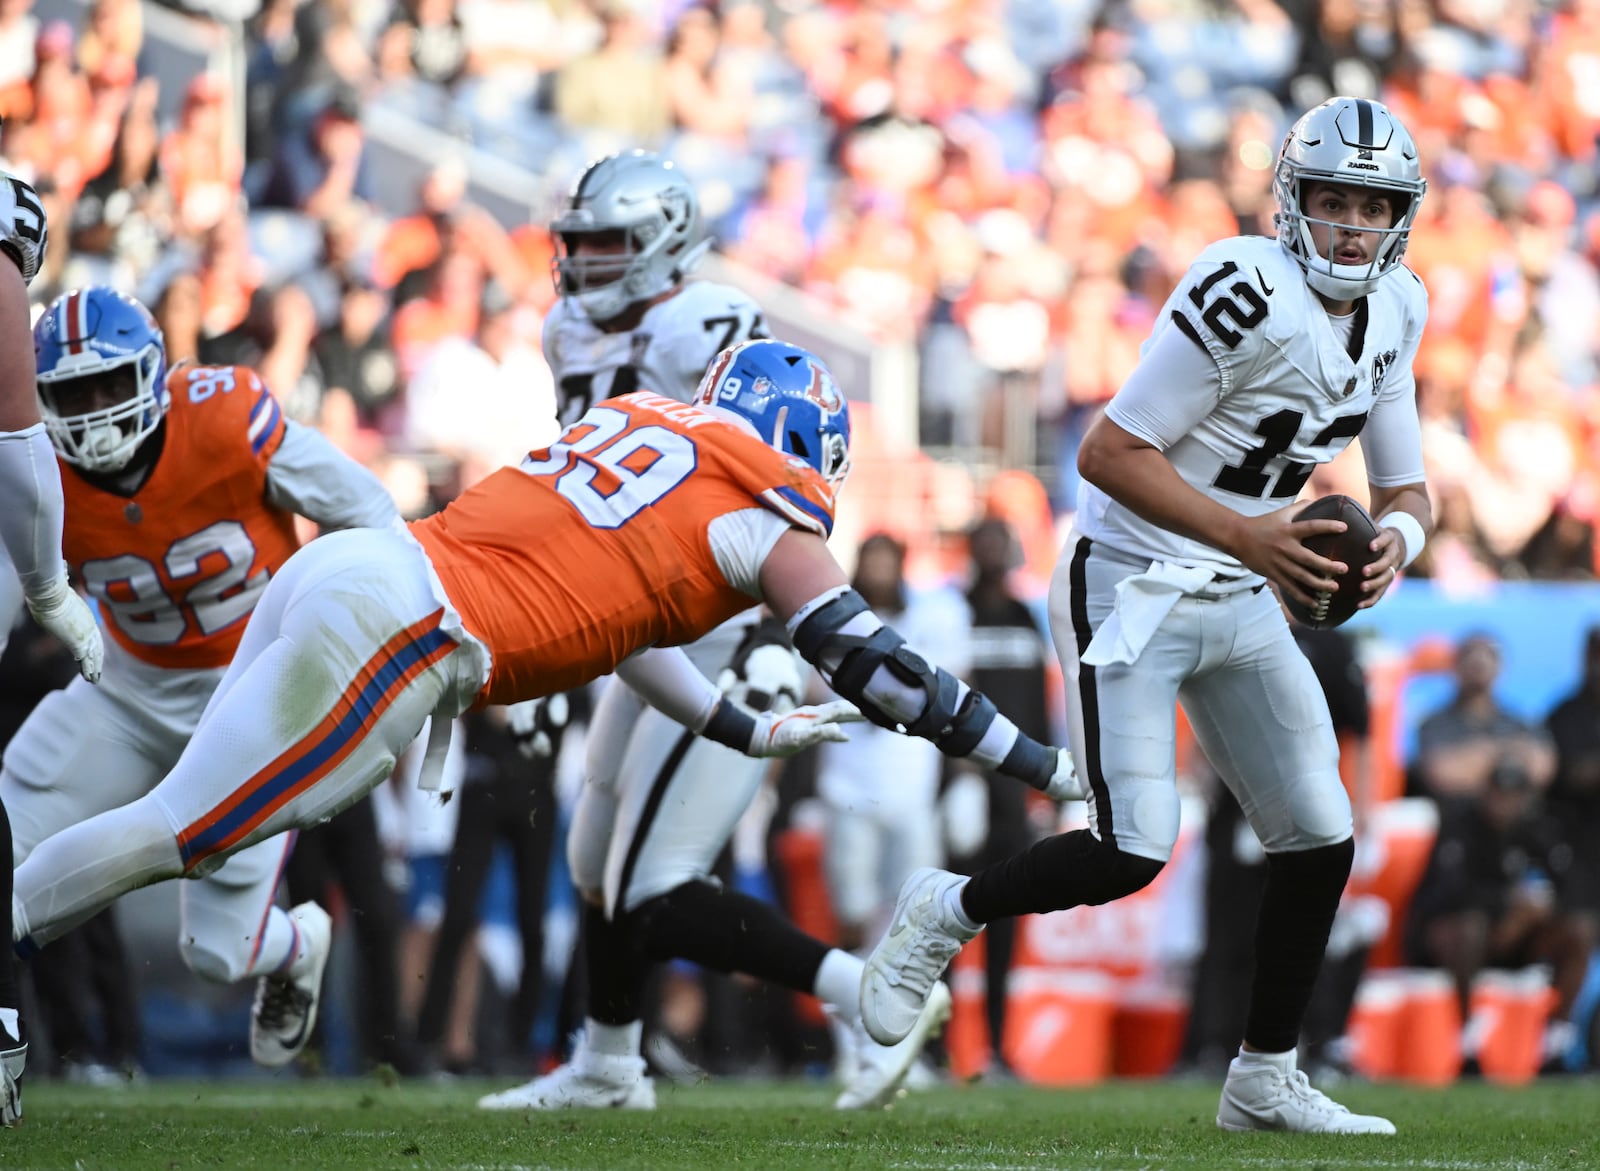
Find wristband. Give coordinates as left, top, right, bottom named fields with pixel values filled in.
left=1380, top=510, right=1426, bottom=570
left=702, top=699, right=757, bottom=753
left=998, top=734, right=1056, bottom=793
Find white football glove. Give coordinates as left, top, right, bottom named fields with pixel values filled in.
left=1042, top=747, right=1082, bottom=802
left=506, top=693, right=570, bottom=760
left=746, top=700, right=863, bottom=758
left=26, top=576, right=103, bottom=684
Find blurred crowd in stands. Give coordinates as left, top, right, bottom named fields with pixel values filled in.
left=0, top=0, right=1594, bottom=582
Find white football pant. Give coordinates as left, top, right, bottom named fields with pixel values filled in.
left=4, top=648, right=294, bottom=983
left=568, top=617, right=799, bottom=917
left=1048, top=534, right=1352, bottom=863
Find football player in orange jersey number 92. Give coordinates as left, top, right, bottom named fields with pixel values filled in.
left=7, top=284, right=402, bottom=1084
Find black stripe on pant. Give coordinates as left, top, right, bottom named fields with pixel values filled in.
left=1068, top=537, right=1116, bottom=848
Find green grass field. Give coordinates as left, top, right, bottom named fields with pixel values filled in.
left=4, top=1077, right=1598, bottom=1171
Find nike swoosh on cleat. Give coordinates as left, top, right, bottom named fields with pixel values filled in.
left=1255, top=268, right=1274, bottom=296
left=280, top=1012, right=311, bottom=1054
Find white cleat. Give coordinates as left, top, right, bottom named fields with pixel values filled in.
left=251, top=902, right=333, bottom=1069
left=861, top=868, right=979, bottom=1046
left=1217, top=1054, right=1396, bottom=1135
left=836, top=980, right=952, bottom=1110
left=1, top=1039, right=24, bottom=1127
left=477, top=1050, right=656, bottom=1111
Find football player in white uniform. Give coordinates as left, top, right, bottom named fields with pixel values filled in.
left=0, top=171, right=100, bottom=1126
left=858, top=98, right=1434, bottom=1135
left=3, top=286, right=401, bottom=1086
left=479, top=152, right=948, bottom=1113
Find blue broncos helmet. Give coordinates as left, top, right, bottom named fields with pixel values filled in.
left=36, top=286, right=169, bottom=473
left=694, top=339, right=852, bottom=491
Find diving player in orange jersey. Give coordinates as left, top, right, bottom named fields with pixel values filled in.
left=5, top=286, right=400, bottom=1075
left=11, top=341, right=1079, bottom=1028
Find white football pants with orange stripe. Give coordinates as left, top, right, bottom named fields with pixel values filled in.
left=12, top=527, right=488, bottom=951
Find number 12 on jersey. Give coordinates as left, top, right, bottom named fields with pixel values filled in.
left=522, top=406, right=695, bottom=528
left=1213, top=409, right=1369, bottom=499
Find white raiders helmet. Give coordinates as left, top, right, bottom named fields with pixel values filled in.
left=551, top=151, right=712, bottom=323
left=1273, top=97, right=1426, bottom=300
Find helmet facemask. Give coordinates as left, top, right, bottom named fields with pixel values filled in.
left=782, top=416, right=850, bottom=491
left=1275, top=170, right=1421, bottom=301
left=40, top=344, right=168, bottom=473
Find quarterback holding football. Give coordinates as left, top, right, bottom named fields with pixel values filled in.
left=859, top=97, right=1433, bottom=1136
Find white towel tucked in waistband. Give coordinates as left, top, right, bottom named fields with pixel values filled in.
left=416, top=712, right=458, bottom=796
left=1080, top=562, right=1217, bottom=667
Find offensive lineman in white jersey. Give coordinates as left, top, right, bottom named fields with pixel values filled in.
left=0, top=170, right=102, bottom=1126
left=480, top=152, right=947, bottom=1113
left=858, top=98, right=1433, bottom=1135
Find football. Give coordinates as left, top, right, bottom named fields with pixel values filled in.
left=1283, top=494, right=1384, bottom=629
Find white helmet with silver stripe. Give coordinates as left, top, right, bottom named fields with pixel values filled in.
left=1273, top=97, right=1426, bottom=300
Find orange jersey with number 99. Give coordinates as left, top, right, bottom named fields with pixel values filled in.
left=411, top=391, right=837, bottom=707
left=60, top=364, right=300, bottom=670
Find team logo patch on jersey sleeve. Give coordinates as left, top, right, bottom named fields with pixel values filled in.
left=1370, top=349, right=1398, bottom=397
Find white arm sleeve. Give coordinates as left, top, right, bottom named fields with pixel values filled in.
left=613, top=645, right=721, bottom=734
left=1360, top=380, right=1426, bottom=487
left=1103, top=320, right=1226, bottom=451
left=0, top=423, right=70, bottom=594
left=1360, top=305, right=1428, bottom=488
left=264, top=420, right=402, bottom=531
